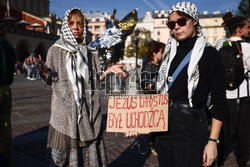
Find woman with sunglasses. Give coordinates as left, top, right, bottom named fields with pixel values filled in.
left=155, top=2, right=226, bottom=167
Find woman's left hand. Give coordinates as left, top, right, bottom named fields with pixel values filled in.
left=107, top=64, right=128, bottom=78
left=100, top=64, right=128, bottom=81
left=202, top=141, right=218, bottom=167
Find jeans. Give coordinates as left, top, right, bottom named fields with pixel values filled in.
left=0, top=84, right=12, bottom=167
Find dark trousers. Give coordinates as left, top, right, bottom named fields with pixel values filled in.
left=0, top=84, right=12, bottom=167
left=155, top=103, right=209, bottom=167
left=218, top=97, right=250, bottom=167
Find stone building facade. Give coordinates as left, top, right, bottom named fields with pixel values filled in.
left=0, top=0, right=49, bottom=17
left=200, top=11, right=226, bottom=46
left=85, top=11, right=111, bottom=42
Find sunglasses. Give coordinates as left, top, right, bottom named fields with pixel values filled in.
left=167, top=18, right=189, bottom=30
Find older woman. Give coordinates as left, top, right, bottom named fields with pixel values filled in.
left=155, top=2, right=226, bottom=167
left=39, top=8, right=126, bottom=167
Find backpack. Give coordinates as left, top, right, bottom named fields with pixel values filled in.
left=219, top=40, right=246, bottom=90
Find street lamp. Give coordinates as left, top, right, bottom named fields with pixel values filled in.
left=134, top=29, right=140, bottom=68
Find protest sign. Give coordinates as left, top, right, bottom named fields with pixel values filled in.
left=106, top=94, right=168, bottom=134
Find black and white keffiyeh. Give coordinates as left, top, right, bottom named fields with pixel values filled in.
left=156, top=1, right=208, bottom=107
left=215, top=38, right=228, bottom=51
left=54, top=8, right=92, bottom=123
left=167, top=1, right=202, bottom=35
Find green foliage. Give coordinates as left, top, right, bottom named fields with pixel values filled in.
left=124, top=28, right=153, bottom=59
left=235, top=0, right=250, bottom=17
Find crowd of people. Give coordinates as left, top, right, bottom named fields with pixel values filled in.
left=23, top=54, right=41, bottom=80
left=14, top=54, right=41, bottom=80
left=0, top=1, right=249, bottom=167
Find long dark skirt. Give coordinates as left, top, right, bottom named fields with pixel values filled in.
left=50, top=141, right=108, bottom=167
left=48, top=125, right=108, bottom=167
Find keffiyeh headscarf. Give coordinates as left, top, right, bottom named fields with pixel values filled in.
left=54, top=8, right=92, bottom=123
left=156, top=1, right=208, bottom=107
left=167, top=1, right=202, bottom=35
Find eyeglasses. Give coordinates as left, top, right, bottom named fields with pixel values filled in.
left=167, top=18, right=189, bottom=30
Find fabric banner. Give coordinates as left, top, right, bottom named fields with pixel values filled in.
left=106, top=94, right=168, bottom=134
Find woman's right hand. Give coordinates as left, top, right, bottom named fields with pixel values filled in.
left=38, top=55, right=45, bottom=69
left=202, top=141, right=217, bottom=167
left=38, top=55, right=47, bottom=77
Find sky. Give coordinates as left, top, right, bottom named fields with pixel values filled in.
left=50, top=0, right=242, bottom=20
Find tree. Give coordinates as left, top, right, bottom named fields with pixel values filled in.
left=235, top=0, right=250, bottom=18
left=124, top=28, right=153, bottom=59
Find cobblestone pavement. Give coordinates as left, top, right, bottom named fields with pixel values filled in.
left=10, top=74, right=244, bottom=167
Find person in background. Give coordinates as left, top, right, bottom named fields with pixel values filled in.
left=23, top=57, right=31, bottom=79
left=33, top=55, right=41, bottom=80
left=24, top=55, right=37, bottom=80
left=141, top=41, right=165, bottom=94
left=141, top=40, right=157, bottom=69
left=127, top=63, right=133, bottom=71
left=0, top=25, right=16, bottom=167
left=15, top=61, right=22, bottom=74
left=217, top=12, right=250, bottom=167
left=24, top=54, right=40, bottom=80
left=141, top=41, right=165, bottom=156
left=28, top=54, right=41, bottom=80
left=39, top=8, right=126, bottom=166
left=27, top=54, right=40, bottom=80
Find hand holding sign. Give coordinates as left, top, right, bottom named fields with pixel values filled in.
left=125, top=131, right=140, bottom=138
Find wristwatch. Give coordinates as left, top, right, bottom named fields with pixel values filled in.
left=208, top=138, right=220, bottom=144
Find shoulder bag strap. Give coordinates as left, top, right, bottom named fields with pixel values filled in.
left=167, top=49, right=192, bottom=89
